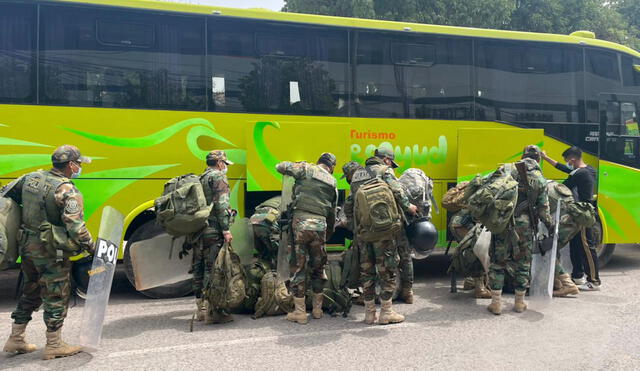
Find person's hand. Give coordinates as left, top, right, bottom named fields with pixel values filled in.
left=223, top=231, right=233, bottom=244
left=408, top=204, right=418, bottom=216
left=541, top=151, right=550, bottom=160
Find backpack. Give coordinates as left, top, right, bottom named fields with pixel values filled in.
left=447, top=224, right=487, bottom=278
left=442, top=181, right=469, bottom=212
left=154, top=174, right=212, bottom=236
left=340, top=242, right=360, bottom=290
left=236, top=260, right=271, bottom=313
left=254, top=271, right=294, bottom=318
left=205, top=243, right=246, bottom=312
left=546, top=181, right=597, bottom=247
left=306, top=260, right=352, bottom=317
left=399, top=168, right=434, bottom=218
left=465, top=164, right=519, bottom=234
left=0, top=197, right=20, bottom=271
left=354, top=169, right=402, bottom=242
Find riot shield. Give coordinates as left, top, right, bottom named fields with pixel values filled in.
left=277, top=175, right=295, bottom=283
left=129, top=234, right=191, bottom=291
left=0, top=197, right=20, bottom=271
left=230, top=217, right=254, bottom=264
left=79, top=206, right=124, bottom=351
left=529, top=200, right=561, bottom=304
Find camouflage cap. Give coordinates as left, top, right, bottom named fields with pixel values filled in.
left=340, top=160, right=363, bottom=180
left=522, top=144, right=542, bottom=159
left=317, top=152, right=337, bottom=167
left=374, top=146, right=398, bottom=168
left=206, top=150, right=233, bottom=165
left=51, top=145, right=91, bottom=165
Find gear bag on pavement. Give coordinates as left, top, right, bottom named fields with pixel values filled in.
left=154, top=174, right=211, bottom=236
left=354, top=169, right=402, bottom=242
left=306, top=260, right=352, bottom=317
left=205, top=242, right=246, bottom=312
left=442, top=181, right=469, bottom=212
left=465, top=164, right=518, bottom=234
left=254, top=271, right=294, bottom=318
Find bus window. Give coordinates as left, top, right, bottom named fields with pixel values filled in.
left=40, top=5, right=206, bottom=110
left=585, top=49, right=622, bottom=123
left=0, top=3, right=36, bottom=104
left=354, top=32, right=473, bottom=120
left=475, top=40, right=583, bottom=124
left=207, top=19, right=349, bottom=116
left=622, top=56, right=640, bottom=88
left=602, top=98, right=640, bottom=168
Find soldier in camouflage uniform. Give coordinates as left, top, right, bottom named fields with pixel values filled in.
left=3, top=145, right=94, bottom=360
left=487, top=145, right=553, bottom=315
left=249, top=196, right=281, bottom=266
left=344, top=147, right=417, bottom=325
left=339, top=161, right=363, bottom=232
left=276, top=153, right=338, bottom=324
left=193, top=150, right=234, bottom=324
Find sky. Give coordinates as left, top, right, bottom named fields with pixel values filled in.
left=162, top=0, right=285, bottom=11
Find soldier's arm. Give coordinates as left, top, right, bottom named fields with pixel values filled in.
left=209, top=176, right=232, bottom=232
left=343, top=194, right=355, bottom=231
left=55, top=183, right=94, bottom=252
left=276, top=161, right=306, bottom=179
left=535, top=178, right=553, bottom=230
left=382, top=170, right=411, bottom=212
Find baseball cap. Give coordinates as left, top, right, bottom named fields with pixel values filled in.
left=340, top=161, right=363, bottom=179
left=374, top=146, right=398, bottom=168
left=206, top=150, right=233, bottom=165
left=51, top=145, right=92, bottom=165
left=318, top=152, right=337, bottom=167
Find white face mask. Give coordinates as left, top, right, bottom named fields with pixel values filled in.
left=70, top=162, right=82, bottom=178
left=565, top=162, right=574, bottom=171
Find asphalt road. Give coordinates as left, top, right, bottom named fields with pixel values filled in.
left=1, top=246, right=640, bottom=370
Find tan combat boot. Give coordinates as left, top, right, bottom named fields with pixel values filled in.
left=43, top=329, right=82, bottom=360
left=463, top=277, right=475, bottom=290
left=3, top=323, right=37, bottom=354
left=513, top=290, right=527, bottom=313
left=312, top=293, right=324, bottom=319
left=473, top=277, right=492, bottom=299
left=205, top=309, right=233, bottom=324
left=286, top=296, right=308, bottom=324
left=553, top=273, right=579, bottom=297
left=378, top=299, right=405, bottom=325
left=364, top=300, right=377, bottom=325
left=400, top=287, right=414, bottom=304
left=487, top=289, right=502, bottom=315
left=553, top=277, right=562, bottom=291
left=195, top=298, right=206, bottom=322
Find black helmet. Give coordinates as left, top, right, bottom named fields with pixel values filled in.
left=406, top=217, right=438, bottom=255
left=318, top=152, right=337, bottom=168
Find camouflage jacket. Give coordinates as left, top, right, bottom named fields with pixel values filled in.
left=343, top=156, right=411, bottom=229
left=5, top=168, right=93, bottom=252
left=201, top=168, right=232, bottom=232
left=506, top=158, right=553, bottom=230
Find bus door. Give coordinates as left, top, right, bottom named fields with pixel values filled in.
left=598, top=94, right=640, bottom=243
left=456, top=127, right=544, bottom=182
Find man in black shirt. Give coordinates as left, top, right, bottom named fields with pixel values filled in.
left=542, top=146, right=601, bottom=291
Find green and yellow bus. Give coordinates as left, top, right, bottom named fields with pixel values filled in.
left=1, top=0, right=639, bottom=297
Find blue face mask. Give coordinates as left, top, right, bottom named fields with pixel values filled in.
left=71, top=162, right=82, bottom=178
left=565, top=162, right=574, bottom=171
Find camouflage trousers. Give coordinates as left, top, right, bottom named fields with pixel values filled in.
left=489, top=214, right=533, bottom=292
left=190, top=226, right=223, bottom=298
left=12, top=244, right=72, bottom=331
left=395, top=230, right=413, bottom=289
left=360, top=238, right=399, bottom=301
left=252, top=224, right=279, bottom=266
left=289, top=217, right=327, bottom=298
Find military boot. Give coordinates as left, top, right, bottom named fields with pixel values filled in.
left=473, top=277, right=492, bottom=299
left=553, top=277, right=562, bottom=291
left=3, top=323, right=37, bottom=354
left=43, top=329, right=81, bottom=360
left=513, top=290, right=527, bottom=313
left=195, top=298, right=206, bottom=322
left=399, top=287, right=414, bottom=304
left=206, top=309, right=233, bottom=324
left=286, top=296, right=308, bottom=324
left=364, top=300, right=377, bottom=325
left=487, top=289, right=502, bottom=315
left=378, top=299, right=405, bottom=325
left=312, top=293, right=324, bottom=319
left=463, top=277, right=475, bottom=290
left=553, top=273, right=579, bottom=297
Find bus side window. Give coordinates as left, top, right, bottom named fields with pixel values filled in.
left=0, top=3, right=36, bottom=104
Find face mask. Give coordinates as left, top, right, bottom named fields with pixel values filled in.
left=565, top=162, right=574, bottom=171
left=71, top=162, right=82, bottom=178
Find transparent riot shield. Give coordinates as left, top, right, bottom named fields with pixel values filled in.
left=230, top=217, right=254, bottom=264
left=79, top=206, right=124, bottom=351
left=277, top=175, right=295, bottom=283
left=529, top=200, right=561, bottom=305
left=129, top=234, right=191, bottom=291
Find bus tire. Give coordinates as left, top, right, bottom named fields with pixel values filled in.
left=123, top=219, right=193, bottom=299
left=592, top=218, right=616, bottom=268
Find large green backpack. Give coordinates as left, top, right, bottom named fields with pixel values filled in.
left=154, top=174, right=212, bottom=236
left=354, top=169, right=402, bottom=242
left=547, top=180, right=597, bottom=247
left=236, top=260, right=271, bottom=313
left=0, top=196, right=20, bottom=271
left=254, top=271, right=294, bottom=318
left=205, top=243, right=246, bottom=312
left=465, top=163, right=519, bottom=234
left=306, top=260, right=352, bottom=317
